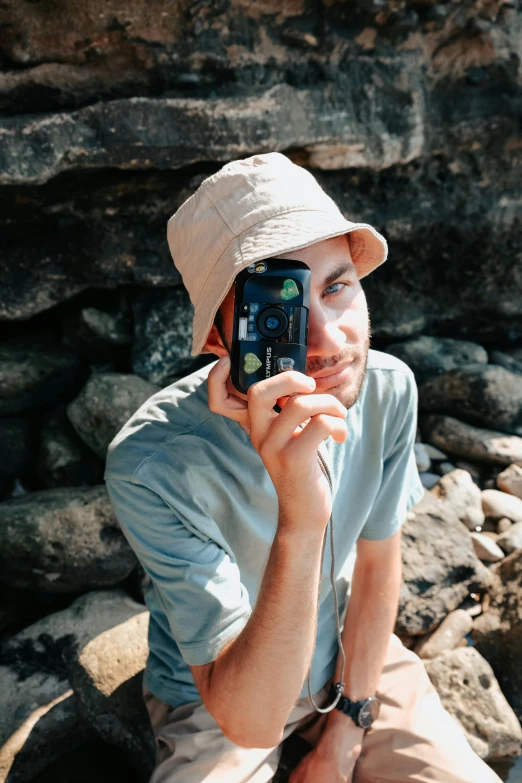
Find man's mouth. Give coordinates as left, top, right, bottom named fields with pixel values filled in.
left=311, top=359, right=355, bottom=380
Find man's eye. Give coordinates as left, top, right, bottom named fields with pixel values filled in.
left=324, top=282, right=346, bottom=296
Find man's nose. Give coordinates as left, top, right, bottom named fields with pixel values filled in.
left=306, top=310, right=347, bottom=358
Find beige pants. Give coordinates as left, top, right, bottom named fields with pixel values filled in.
left=143, top=634, right=502, bottom=783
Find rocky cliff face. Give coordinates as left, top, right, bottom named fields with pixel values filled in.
left=1, top=0, right=521, bottom=339
left=1, top=1, right=522, bottom=781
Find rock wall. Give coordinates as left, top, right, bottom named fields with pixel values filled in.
left=1, top=1, right=522, bottom=781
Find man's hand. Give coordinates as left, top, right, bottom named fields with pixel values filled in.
left=208, top=355, right=348, bottom=531
left=290, top=714, right=364, bottom=783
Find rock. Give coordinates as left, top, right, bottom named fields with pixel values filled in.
left=0, top=485, right=136, bottom=592
left=497, top=518, right=513, bottom=534
left=473, top=549, right=522, bottom=724
left=497, top=521, right=522, bottom=555
left=414, top=443, right=431, bottom=472
left=67, top=372, right=159, bottom=459
left=70, top=612, right=155, bottom=778
left=413, top=609, right=473, bottom=659
left=386, top=336, right=488, bottom=385
left=431, top=470, right=485, bottom=531
left=436, top=461, right=457, bottom=476
left=63, top=300, right=133, bottom=363
left=497, top=464, right=522, bottom=500
left=0, top=81, right=424, bottom=187
left=490, top=350, right=522, bottom=376
left=420, top=472, right=440, bottom=490
left=0, top=417, right=33, bottom=476
left=483, top=479, right=496, bottom=490
left=132, top=287, right=195, bottom=385
left=424, top=648, right=522, bottom=761
left=482, top=489, right=522, bottom=524
left=0, top=335, right=87, bottom=416
left=454, top=460, right=482, bottom=483
left=397, top=490, right=491, bottom=636
left=419, top=364, right=522, bottom=435
left=424, top=444, right=448, bottom=462
left=0, top=590, right=144, bottom=782
left=421, top=415, right=522, bottom=467
left=37, top=407, right=103, bottom=488
left=470, top=533, right=505, bottom=563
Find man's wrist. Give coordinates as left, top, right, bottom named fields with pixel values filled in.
left=317, top=709, right=364, bottom=759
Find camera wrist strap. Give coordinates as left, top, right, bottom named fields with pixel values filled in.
left=306, top=446, right=346, bottom=713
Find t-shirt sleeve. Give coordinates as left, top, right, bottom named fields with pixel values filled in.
left=105, top=475, right=252, bottom=666
left=358, top=370, right=424, bottom=541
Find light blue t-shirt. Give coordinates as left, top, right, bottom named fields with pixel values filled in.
left=105, top=350, right=423, bottom=708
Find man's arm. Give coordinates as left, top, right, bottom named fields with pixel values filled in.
left=296, top=530, right=403, bottom=776
left=190, top=358, right=348, bottom=749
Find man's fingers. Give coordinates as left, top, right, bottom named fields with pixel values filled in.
left=286, top=414, right=348, bottom=456
left=208, top=356, right=249, bottom=424
left=263, top=394, right=347, bottom=452
left=248, top=372, right=316, bottom=444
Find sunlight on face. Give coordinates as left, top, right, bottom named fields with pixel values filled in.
left=216, top=235, right=371, bottom=410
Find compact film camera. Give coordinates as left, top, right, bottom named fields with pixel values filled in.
left=230, top=258, right=311, bottom=395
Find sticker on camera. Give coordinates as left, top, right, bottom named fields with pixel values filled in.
left=244, top=352, right=262, bottom=374
left=280, top=279, right=299, bottom=301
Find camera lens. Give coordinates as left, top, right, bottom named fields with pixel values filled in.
left=257, top=307, right=288, bottom=339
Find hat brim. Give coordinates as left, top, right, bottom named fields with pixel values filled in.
left=191, top=209, right=387, bottom=355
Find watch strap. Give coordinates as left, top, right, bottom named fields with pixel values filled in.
left=328, top=685, right=367, bottom=725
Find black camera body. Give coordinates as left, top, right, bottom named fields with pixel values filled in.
left=230, top=258, right=311, bottom=395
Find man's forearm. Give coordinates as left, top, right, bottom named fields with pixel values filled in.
left=206, top=525, right=325, bottom=748
left=319, top=536, right=403, bottom=749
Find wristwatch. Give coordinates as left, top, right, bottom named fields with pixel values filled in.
left=329, top=685, right=381, bottom=729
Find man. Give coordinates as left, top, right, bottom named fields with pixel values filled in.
left=105, top=153, right=501, bottom=783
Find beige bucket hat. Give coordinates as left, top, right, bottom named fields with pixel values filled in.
left=167, top=152, right=388, bottom=356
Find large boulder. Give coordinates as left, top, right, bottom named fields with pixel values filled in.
left=0, top=485, right=136, bottom=592
left=67, top=372, right=159, bottom=459
left=425, top=647, right=522, bottom=762
left=0, top=417, right=33, bottom=477
left=132, top=287, right=195, bottom=385
left=62, top=300, right=133, bottom=363
left=473, top=549, right=522, bottom=723
left=421, top=415, right=522, bottom=467
left=386, top=337, right=488, bottom=385
left=397, top=490, right=492, bottom=636
left=418, top=365, right=522, bottom=435
left=37, top=407, right=103, bottom=488
left=0, top=590, right=144, bottom=783
left=0, top=336, right=86, bottom=416
left=70, top=611, right=155, bottom=779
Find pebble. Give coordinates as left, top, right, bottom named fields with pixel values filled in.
left=470, top=532, right=505, bottom=562
left=414, top=609, right=473, bottom=659
left=432, top=469, right=485, bottom=530
left=497, top=464, right=522, bottom=500
left=414, top=443, right=431, bottom=472
left=482, top=489, right=522, bottom=524
left=497, top=518, right=513, bottom=534
left=496, top=521, right=522, bottom=555
left=437, top=461, right=457, bottom=476
left=424, top=444, right=448, bottom=462
left=421, top=472, right=440, bottom=490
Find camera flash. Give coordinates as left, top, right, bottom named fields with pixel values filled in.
left=238, top=318, right=248, bottom=340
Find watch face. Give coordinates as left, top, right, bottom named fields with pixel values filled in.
left=358, top=697, right=380, bottom=729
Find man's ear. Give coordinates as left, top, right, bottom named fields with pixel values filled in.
left=202, top=324, right=229, bottom=358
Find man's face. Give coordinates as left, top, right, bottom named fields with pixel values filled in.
left=206, top=235, right=371, bottom=410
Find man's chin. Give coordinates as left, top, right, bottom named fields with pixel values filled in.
left=322, top=357, right=367, bottom=410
